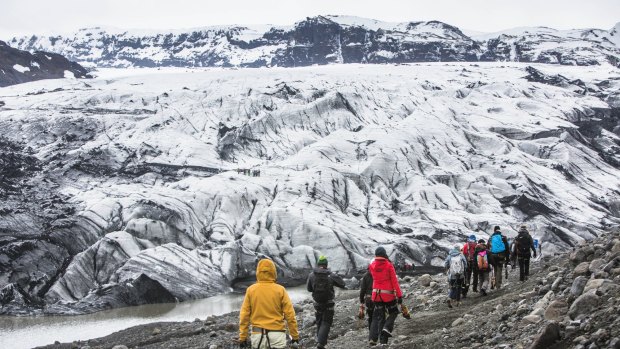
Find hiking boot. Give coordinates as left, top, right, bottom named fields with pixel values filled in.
left=369, top=340, right=377, bottom=346
left=480, top=289, right=487, bottom=296
left=447, top=299, right=453, bottom=308
left=473, top=288, right=478, bottom=292
left=381, top=328, right=393, bottom=338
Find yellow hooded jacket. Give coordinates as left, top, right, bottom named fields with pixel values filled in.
left=239, top=259, right=299, bottom=341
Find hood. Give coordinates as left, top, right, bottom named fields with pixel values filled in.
left=313, top=266, right=331, bottom=274
left=518, top=228, right=529, bottom=234
left=449, top=248, right=461, bottom=257
left=256, top=258, right=277, bottom=282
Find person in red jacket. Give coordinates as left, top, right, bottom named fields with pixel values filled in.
left=368, top=246, right=404, bottom=346
left=462, top=234, right=478, bottom=297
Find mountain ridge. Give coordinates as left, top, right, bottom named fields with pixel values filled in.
left=8, top=15, right=620, bottom=68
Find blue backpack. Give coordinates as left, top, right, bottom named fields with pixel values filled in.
left=490, top=233, right=506, bottom=254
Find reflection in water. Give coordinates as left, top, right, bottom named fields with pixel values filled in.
left=0, top=286, right=309, bottom=349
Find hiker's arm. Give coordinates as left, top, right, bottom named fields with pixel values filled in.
left=331, top=273, right=346, bottom=289
left=239, top=289, right=251, bottom=342
left=306, top=273, right=314, bottom=293
left=389, top=263, right=403, bottom=298
left=282, top=291, right=299, bottom=340
left=359, top=274, right=368, bottom=303
left=530, top=237, right=537, bottom=255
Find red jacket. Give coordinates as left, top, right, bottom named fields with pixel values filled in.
left=369, top=257, right=403, bottom=302
left=463, top=241, right=477, bottom=262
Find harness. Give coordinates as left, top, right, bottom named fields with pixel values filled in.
left=252, top=326, right=285, bottom=349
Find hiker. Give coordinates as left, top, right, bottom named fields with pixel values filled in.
left=475, top=239, right=491, bottom=296
left=514, top=225, right=537, bottom=281
left=462, top=235, right=478, bottom=296
left=368, top=246, right=404, bottom=346
left=359, top=266, right=374, bottom=332
left=488, top=226, right=510, bottom=289
left=444, top=246, right=467, bottom=307
left=238, top=258, right=300, bottom=349
left=306, top=256, right=346, bottom=349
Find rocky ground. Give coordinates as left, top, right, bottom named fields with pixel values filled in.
left=37, top=230, right=620, bottom=349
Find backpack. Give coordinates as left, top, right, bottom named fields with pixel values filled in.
left=516, top=233, right=531, bottom=255
left=312, top=272, right=332, bottom=303
left=477, top=250, right=489, bottom=270
left=490, top=234, right=506, bottom=254
left=449, top=256, right=465, bottom=278
left=465, top=242, right=476, bottom=261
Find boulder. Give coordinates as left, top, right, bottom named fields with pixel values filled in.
left=583, top=279, right=611, bottom=294
left=570, top=276, right=588, bottom=298
left=522, top=315, right=541, bottom=324
left=551, top=277, right=563, bottom=291
left=419, top=274, right=432, bottom=287
left=589, top=258, right=606, bottom=273
left=570, top=250, right=586, bottom=265
left=544, top=300, right=568, bottom=321
left=528, top=322, right=561, bottom=349
left=574, top=262, right=590, bottom=276
left=451, top=317, right=465, bottom=327
left=568, top=291, right=599, bottom=320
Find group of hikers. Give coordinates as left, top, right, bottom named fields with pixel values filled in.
left=445, top=225, right=538, bottom=307
left=237, top=168, right=261, bottom=177
left=237, top=225, right=538, bottom=348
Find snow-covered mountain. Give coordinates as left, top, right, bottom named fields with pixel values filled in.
left=1, top=62, right=619, bottom=314
left=9, top=16, right=620, bottom=68
left=0, top=41, right=90, bottom=87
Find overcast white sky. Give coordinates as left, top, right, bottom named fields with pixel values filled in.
left=1, top=0, right=619, bottom=39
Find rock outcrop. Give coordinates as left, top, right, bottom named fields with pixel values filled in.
left=0, top=41, right=90, bottom=87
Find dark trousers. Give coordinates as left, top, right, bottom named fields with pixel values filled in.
left=370, top=301, right=399, bottom=344
left=364, top=298, right=375, bottom=332
left=518, top=256, right=531, bottom=281
left=449, top=278, right=464, bottom=301
left=315, top=303, right=335, bottom=347
left=463, top=265, right=478, bottom=295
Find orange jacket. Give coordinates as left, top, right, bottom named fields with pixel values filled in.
left=239, top=259, right=299, bottom=341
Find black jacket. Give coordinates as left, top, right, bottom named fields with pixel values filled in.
left=307, top=267, right=346, bottom=303
left=515, top=230, right=536, bottom=257
left=359, top=271, right=373, bottom=304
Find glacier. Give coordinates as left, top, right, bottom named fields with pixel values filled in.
left=0, top=62, right=619, bottom=314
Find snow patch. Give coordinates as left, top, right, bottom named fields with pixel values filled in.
left=13, top=64, right=30, bottom=73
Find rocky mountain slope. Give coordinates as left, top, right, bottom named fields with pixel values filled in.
left=0, top=40, right=90, bottom=87
left=8, top=16, right=620, bottom=68
left=37, top=230, right=620, bottom=349
left=0, top=63, right=619, bottom=315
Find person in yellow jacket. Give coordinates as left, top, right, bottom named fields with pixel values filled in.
left=238, top=258, right=300, bottom=348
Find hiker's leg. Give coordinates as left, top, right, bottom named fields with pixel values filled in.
left=316, top=305, right=334, bottom=347
left=366, top=301, right=374, bottom=333
left=496, top=263, right=503, bottom=289
left=524, top=257, right=530, bottom=279
left=481, top=272, right=488, bottom=291
left=380, top=303, right=399, bottom=344
left=266, top=332, right=287, bottom=349
left=456, top=278, right=463, bottom=302
left=315, top=304, right=324, bottom=338
left=472, top=268, right=479, bottom=291
left=369, top=303, right=384, bottom=342
left=518, top=257, right=525, bottom=281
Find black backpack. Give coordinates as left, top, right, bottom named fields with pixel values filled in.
left=516, top=234, right=531, bottom=254
left=312, top=272, right=332, bottom=303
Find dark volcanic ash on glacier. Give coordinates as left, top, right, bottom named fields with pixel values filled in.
left=0, top=63, right=619, bottom=314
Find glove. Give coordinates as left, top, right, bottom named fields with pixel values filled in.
left=291, top=339, right=300, bottom=349
left=238, top=339, right=249, bottom=348
left=397, top=297, right=403, bottom=304
left=401, top=304, right=411, bottom=319
left=358, top=304, right=365, bottom=319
